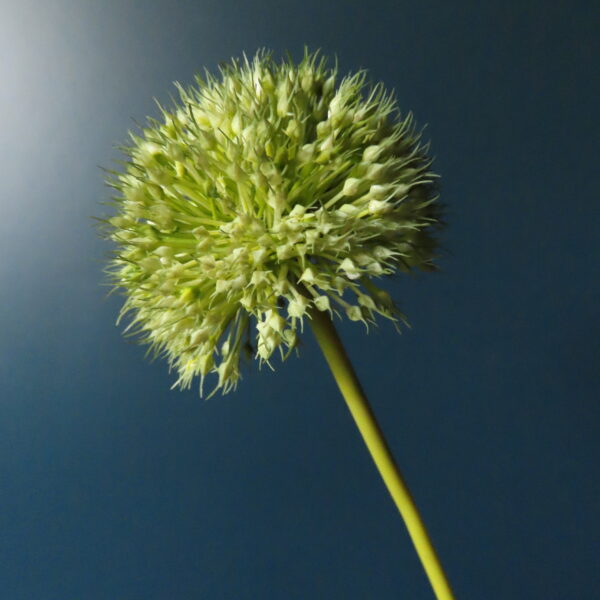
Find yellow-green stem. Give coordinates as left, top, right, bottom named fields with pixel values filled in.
left=309, top=307, right=455, bottom=600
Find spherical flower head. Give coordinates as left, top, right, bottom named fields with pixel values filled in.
left=103, top=48, right=443, bottom=395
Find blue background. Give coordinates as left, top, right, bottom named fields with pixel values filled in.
left=1, top=1, right=598, bottom=598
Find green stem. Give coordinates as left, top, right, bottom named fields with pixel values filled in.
left=309, top=307, right=456, bottom=600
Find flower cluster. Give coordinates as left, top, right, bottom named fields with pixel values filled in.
left=103, top=48, right=442, bottom=395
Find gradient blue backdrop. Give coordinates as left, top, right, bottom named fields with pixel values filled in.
left=1, top=1, right=598, bottom=598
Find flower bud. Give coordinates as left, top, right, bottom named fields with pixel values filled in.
left=342, top=178, right=362, bottom=196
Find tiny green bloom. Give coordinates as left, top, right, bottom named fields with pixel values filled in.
left=103, top=48, right=442, bottom=395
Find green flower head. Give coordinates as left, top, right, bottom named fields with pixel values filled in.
left=103, top=48, right=442, bottom=395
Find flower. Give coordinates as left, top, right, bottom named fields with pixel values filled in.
left=103, top=48, right=442, bottom=395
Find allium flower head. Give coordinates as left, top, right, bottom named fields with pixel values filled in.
left=103, top=48, right=442, bottom=395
